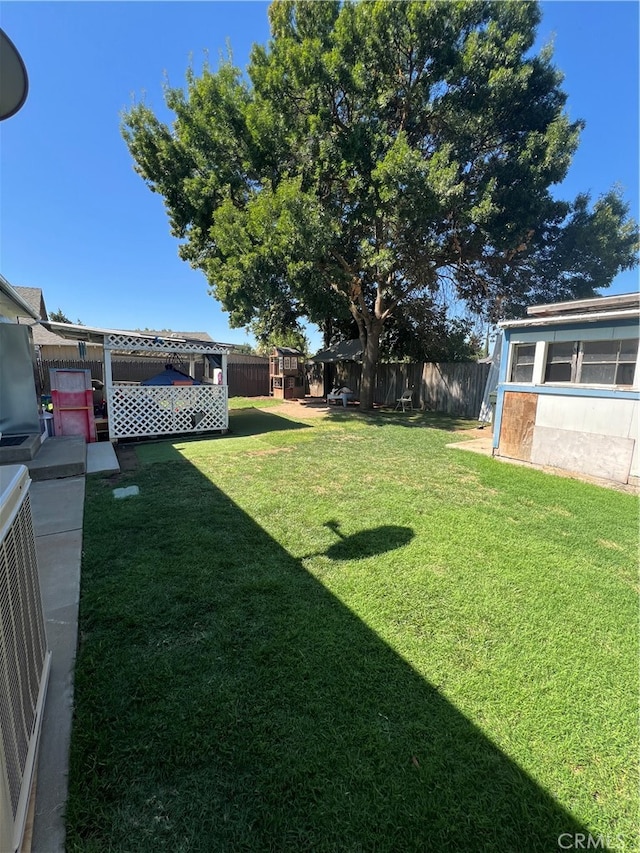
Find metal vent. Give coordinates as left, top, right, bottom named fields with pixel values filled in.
left=0, top=465, right=51, bottom=853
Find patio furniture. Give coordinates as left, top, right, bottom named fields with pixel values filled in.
left=395, top=388, right=414, bottom=411
left=327, top=388, right=354, bottom=408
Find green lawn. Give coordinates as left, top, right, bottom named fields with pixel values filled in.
left=67, top=404, right=639, bottom=852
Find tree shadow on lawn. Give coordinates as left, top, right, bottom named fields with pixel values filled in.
left=319, top=520, right=415, bottom=561
left=69, top=463, right=589, bottom=853
left=228, top=405, right=311, bottom=436
left=328, top=407, right=478, bottom=431
left=127, top=408, right=310, bottom=464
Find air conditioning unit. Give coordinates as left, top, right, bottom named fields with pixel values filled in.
left=0, top=465, right=51, bottom=853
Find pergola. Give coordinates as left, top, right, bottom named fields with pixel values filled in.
left=42, top=322, right=233, bottom=441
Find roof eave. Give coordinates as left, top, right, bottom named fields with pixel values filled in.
left=499, top=307, right=640, bottom=330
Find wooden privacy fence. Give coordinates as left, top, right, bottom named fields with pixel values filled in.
left=36, top=356, right=486, bottom=417
left=36, top=357, right=270, bottom=398
left=227, top=361, right=269, bottom=397
left=309, top=361, right=490, bottom=419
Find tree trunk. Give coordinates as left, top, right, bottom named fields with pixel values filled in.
left=359, top=321, right=382, bottom=411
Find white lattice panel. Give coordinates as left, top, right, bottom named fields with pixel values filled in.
left=108, top=385, right=228, bottom=439
left=104, top=334, right=232, bottom=356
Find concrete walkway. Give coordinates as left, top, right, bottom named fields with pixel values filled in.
left=27, top=441, right=119, bottom=852
left=447, top=431, right=494, bottom=456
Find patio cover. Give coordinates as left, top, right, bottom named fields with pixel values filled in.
left=311, top=339, right=362, bottom=363
left=39, top=321, right=233, bottom=354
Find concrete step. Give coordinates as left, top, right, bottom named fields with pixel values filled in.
left=0, top=432, right=41, bottom=463
left=27, top=436, right=87, bottom=481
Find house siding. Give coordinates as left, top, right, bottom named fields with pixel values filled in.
left=494, top=302, right=639, bottom=485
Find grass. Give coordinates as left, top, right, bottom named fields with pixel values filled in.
left=228, top=395, right=285, bottom=409
left=67, top=404, right=639, bottom=852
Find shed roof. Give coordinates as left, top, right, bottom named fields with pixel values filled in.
left=499, top=292, right=640, bottom=330
left=311, top=339, right=363, bottom=363
left=526, top=292, right=639, bottom=317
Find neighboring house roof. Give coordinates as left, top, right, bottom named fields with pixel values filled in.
left=0, top=275, right=40, bottom=320
left=140, top=330, right=215, bottom=343
left=312, top=339, right=363, bottom=363
left=30, top=323, right=216, bottom=349
left=13, top=286, right=48, bottom=320
left=30, top=323, right=88, bottom=347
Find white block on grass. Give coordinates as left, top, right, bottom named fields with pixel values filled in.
left=113, top=485, right=140, bottom=499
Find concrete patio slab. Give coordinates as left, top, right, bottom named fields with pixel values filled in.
left=31, top=618, right=78, bottom=853
left=448, top=434, right=494, bottom=456
left=35, top=529, right=82, bottom=616
left=27, top=475, right=85, bottom=853
left=27, top=436, right=86, bottom=481
left=29, top=477, right=85, bottom=537
left=86, top=441, right=119, bottom=475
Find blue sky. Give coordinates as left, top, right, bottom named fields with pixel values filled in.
left=1, top=1, right=638, bottom=352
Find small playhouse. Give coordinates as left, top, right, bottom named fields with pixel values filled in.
left=269, top=347, right=306, bottom=399
left=42, top=322, right=233, bottom=441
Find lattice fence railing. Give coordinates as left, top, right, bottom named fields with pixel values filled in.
left=108, top=384, right=228, bottom=439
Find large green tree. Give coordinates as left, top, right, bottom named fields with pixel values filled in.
left=122, top=0, right=637, bottom=409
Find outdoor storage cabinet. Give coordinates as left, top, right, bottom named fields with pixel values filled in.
left=50, top=368, right=96, bottom=442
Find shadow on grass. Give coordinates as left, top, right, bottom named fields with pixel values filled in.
left=68, top=461, right=589, bottom=852
left=127, top=408, right=311, bottom=464
left=321, top=521, right=415, bottom=561
left=228, top=406, right=311, bottom=437
left=328, top=407, right=477, bottom=431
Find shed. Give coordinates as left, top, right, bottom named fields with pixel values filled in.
left=311, top=339, right=363, bottom=363
left=493, top=292, right=639, bottom=485
left=41, top=322, right=232, bottom=441
left=310, top=339, right=362, bottom=398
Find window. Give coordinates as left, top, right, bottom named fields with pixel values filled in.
left=545, top=342, right=575, bottom=383
left=284, top=357, right=291, bottom=369
left=579, top=339, right=638, bottom=385
left=544, top=338, right=638, bottom=386
left=291, top=356, right=298, bottom=369
left=510, top=344, right=536, bottom=382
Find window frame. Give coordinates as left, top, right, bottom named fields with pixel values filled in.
left=544, top=341, right=577, bottom=384
left=509, top=343, right=536, bottom=383
left=543, top=337, right=639, bottom=388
